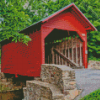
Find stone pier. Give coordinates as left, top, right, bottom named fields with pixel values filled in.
left=23, top=64, right=81, bottom=100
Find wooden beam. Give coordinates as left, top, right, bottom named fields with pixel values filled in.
left=75, top=36, right=78, bottom=64
left=61, top=42, right=63, bottom=65
left=48, top=55, right=49, bottom=64
left=56, top=45, right=58, bottom=64
left=80, top=42, right=82, bottom=66
left=64, top=41, right=67, bottom=56
left=51, top=46, right=54, bottom=64
left=68, top=37, right=70, bottom=66
left=65, top=40, right=67, bottom=65
left=68, top=37, right=70, bottom=59
left=62, top=41, right=65, bottom=64
left=53, top=48, right=79, bottom=67
left=72, top=37, right=74, bottom=61
left=59, top=43, right=61, bottom=64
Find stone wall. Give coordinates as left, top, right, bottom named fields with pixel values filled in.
left=41, top=64, right=76, bottom=94
left=23, top=64, right=81, bottom=100
left=88, top=60, right=100, bottom=69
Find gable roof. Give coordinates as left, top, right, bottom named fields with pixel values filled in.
left=19, top=3, right=97, bottom=33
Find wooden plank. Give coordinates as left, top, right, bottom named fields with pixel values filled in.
left=48, top=55, right=49, bottom=64
left=62, top=41, right=65, bottom=64
left=64, top=41, right=67, bottom=56
left=68, top=38, right=70, bottom=66
left=80, top=42, right=82, bottom=66
left=59, top=43, right=61, bottom=64
left=81, top=46, right=83, bottom=66
left=56, top=45, right=58, bottom=64
left=51, top=46, right=54, bottom=64
left=68, top=37, right=70, bottom=59
left=64, top=40, right=67, bottom=65
left=72, top=37, right=74, bottom=61
left=53, top=48, right=79, bottom=67
left=61, top=42, right=63, bottom=65
left=75, top=36, right=78, bottom=64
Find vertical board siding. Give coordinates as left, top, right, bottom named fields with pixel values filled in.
left=1, top=30, right=41, bottom=77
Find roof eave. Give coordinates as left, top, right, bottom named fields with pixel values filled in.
left=19, top=3, right=97, bottom=33
left=19, top=21, right=42, bottom=33
left=72, top=4, right=97, bottom=31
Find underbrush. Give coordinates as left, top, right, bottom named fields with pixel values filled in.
left=80, top=89, right=100, bottom=100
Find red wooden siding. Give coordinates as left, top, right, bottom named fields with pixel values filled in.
left=1, top=30, right=41, bottom=77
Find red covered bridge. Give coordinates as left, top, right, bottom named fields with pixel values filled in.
left=0, top=3, right=97, bottom=77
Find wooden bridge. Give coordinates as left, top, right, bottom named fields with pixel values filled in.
left=45, top=36, right=83, bottom=68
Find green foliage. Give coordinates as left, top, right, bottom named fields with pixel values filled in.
left=80, top=89, right=100, bottom=100
left=0, top=84, right=11, bottom=92
left=0, top=0, right=32, bottom=44
left=87, top=31, right=100, bottom=61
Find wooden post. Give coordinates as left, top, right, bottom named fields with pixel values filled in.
left=64, top=41, right=66, bottom=56
left=81, top=46, right=83, bottom=66
left=71, top=37, right=74, bottom=61
left=51, top=46, right=54, bottom=64
left=62, top=41, right=65, bottom=64
left=80, top=42, right=82, bottom=66
left=59, top=43, right=61, bottom=65
left=48, top=54, right=49, bottom=64
left=68, top=37, right=70, bottom=67
left=61, top=42, right=63, bottom=65
left=68, top=37, right=70, bottom=59
left=56, top=45, right=58, bottom=64
left=65, top=40, right=67, bottom=65
left=75, top=36, right=78, bottom=64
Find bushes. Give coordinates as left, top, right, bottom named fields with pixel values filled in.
left=80, top=89, right=100, bottom=100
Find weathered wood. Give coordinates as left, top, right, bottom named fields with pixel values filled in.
left=51, top=46, right=54, bottom=64
left=68, top=38, right=70, bottom=66
left=68, top=37, right=70, bottom=59
left=62, top=41, right=65, bottom=64
left=71, top=37, right=74, bottom=61
left=64, top=41, right=67, bottom=56
left=64, top=40, right=67, bottom=65
left=81, top=47, right=83, bottom=66
left=49, top=36, right=83, bottom=67
left=80, top=42, right=82, bottom=66
left=61, top=42, right=63, bottom=65
left=75, top=36, right=78, bottom=64
left=53, top=48, right=79, bottom=67
left=59, top=43, right=61, bottom=64
left=48, top=55, right=49, bottom=64
left=56, top=45, right=58, bottom=64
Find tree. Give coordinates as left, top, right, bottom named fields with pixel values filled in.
left=0, top=0, right=32, bottom=44
left=77, top=0, right=100, bottom=61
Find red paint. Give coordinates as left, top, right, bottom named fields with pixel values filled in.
left=1, top=3, right=96, bottom=77
left=1, top=31, right=41, bottom=77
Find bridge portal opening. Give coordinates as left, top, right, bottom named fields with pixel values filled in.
left=45, top=29, right=83, bottom=68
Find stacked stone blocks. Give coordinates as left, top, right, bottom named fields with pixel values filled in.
left=88, top=60, right=100, bottom=69
left=41, top=64, right=76, bottom=94
left=23, top=64, right=81, bottom=100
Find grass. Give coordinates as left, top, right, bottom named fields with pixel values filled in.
left=80, top=89, right=100, bottom=100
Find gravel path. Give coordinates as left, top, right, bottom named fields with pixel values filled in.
left=75, top=69, right=100, bottom=100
